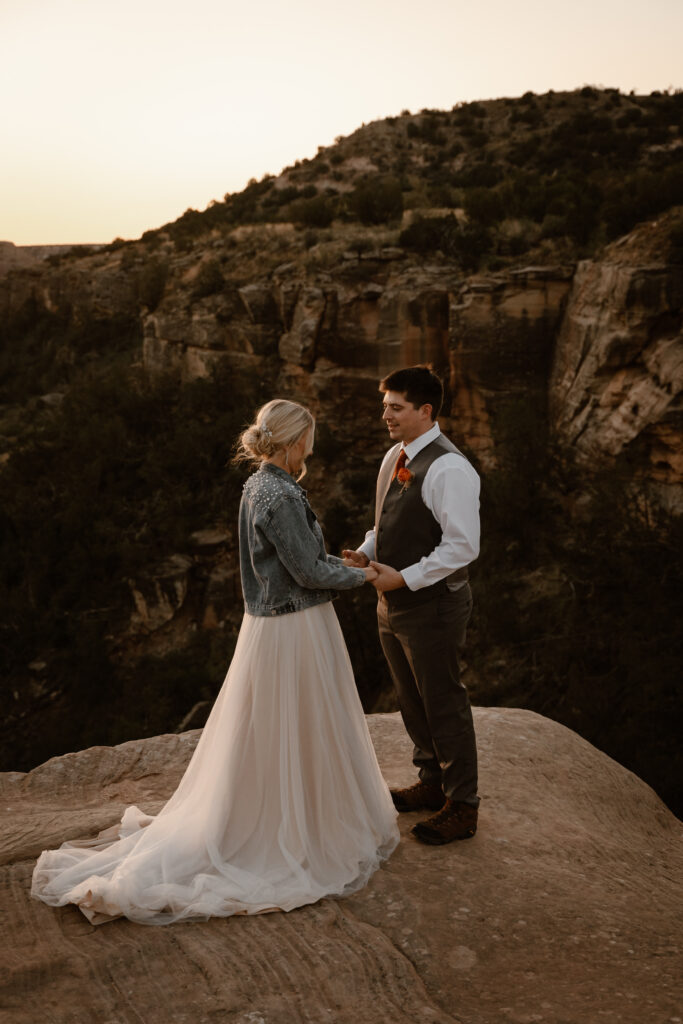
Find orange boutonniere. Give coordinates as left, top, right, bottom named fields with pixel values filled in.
left=396, top=467, right=413, bottom=493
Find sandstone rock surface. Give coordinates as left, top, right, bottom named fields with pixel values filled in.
left=551, top=215, right=683, bottom=513
left=1, top=710, right=680, bottom=1024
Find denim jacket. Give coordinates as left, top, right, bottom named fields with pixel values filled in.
left=239, top=462, right=366, bottom=616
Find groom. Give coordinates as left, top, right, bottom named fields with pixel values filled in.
left=343, top=365, right=481, bottom=844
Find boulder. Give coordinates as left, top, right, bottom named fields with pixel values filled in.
left=1, top=709, right=680, bottom=1024
left=128, top=554, right=194, bottom=634
left=551, top=217, right=683, bottom=513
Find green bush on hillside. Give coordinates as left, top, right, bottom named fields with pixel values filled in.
left=290, top=195, right=336, bottom=228
left=350, top=176, right=403, bottom=225
left=399, top=215, right=491, bottom=271
left=192, top=259, right=225, bottom=299
left=138, top=257, right=169, bottom=310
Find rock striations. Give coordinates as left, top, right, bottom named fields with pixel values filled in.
left=1, top=710, right=680, bottom=1024
left=551, top=214, right=683, bottom=513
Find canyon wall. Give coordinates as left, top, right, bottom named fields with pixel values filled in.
left=1, top=215, right=681, bottom=810
left=551, top=216, right=683, bottom=513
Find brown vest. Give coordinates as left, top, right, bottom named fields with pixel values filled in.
left=375, top=434, right=469, bottom=608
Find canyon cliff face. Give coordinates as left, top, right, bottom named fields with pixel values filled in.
left=551, top=215, right=683, bottom=513
left=1, top=215, right=680, bottom=662
left=6, top=215, right=678, bottom=505
left=139, top=233, right=574, bottom=472
left=1, top=211, right=681, bottom=814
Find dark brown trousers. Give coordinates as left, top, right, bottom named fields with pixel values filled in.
left=377, top=583, right=479, bottom=806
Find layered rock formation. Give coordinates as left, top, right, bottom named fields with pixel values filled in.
left=551, top=213, right=683, bottom=513
left=1, top=710, right=680, bottom=1024
left=139, top=235, right=573, bottom=473
left=2, top=207, right=681, bottom=817
left=3, top=211, right=680, bottom=510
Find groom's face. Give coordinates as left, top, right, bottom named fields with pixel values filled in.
left=382, top=390, right=433, bottom=444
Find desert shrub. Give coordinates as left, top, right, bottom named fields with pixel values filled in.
left=290, top=194, right=335, bottom=228
left=549, top=112, right=615, bottom=153
left=351, top=175, right=403, bottom=225
left=466, top=129, right=488, bottom=148
left=141, top=229, right=162, bottom=249
left=221, top=178, right=273, bottom=225
left=138, top=256, right=169, bottom=310
left=616, top=107, right=643, bottom=129
left=427, top=183, right=457, bottom=207
left=464, top=187, right=504, bottom=226
left=119, top=246, right=138, bottom=272
left=66, top=245, right=94, bottom=258
left=467, top=102, right=487, bottom=118
left=168, top=207, right=209, bottom=244
left=519, top=106, right=544, bottom=127
left=406, top=114, right=447, bottom=145
left=506, top=135, right=541, bottom=165
left=191, top=259, right=224, bottom=299
left=452, top=159, right=504, bottom=189
left=604, top=164, right=683, bottom=238
left=268, top=185, right=302, bottom=206
left=399, top=215, right=491, bottom=271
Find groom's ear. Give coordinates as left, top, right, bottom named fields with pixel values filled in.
left=421, top=403, right=434, bottom=421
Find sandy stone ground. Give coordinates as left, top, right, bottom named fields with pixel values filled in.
left=1, top=709, right=680, bottom=1024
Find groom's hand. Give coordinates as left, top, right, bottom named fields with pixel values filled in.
left=369, top=562, right=406, bottom=591
left=342, top=549, right=369, bottom=568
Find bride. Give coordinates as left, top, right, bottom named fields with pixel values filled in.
left=31, top=399, right=399, bottom=925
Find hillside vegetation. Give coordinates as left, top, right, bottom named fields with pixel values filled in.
left=152, top=87, right=683, bottom=269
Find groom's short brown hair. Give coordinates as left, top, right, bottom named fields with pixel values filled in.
left=379, top=365, right=443, bottom=420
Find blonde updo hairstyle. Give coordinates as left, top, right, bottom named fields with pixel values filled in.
left=235, top=399, right=315, bottom=479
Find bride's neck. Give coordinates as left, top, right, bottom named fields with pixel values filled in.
left=263, top=453, right=291, bottom=474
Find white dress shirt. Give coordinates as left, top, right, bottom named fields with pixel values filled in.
left=359, top=423, right=480, bottom=591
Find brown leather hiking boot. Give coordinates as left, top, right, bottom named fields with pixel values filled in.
left=390, top=780, right=445, bottom=813
left=411, top=799, right=478, bottom=844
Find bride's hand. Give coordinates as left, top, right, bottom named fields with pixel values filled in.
left=362, top=565, right=379, bottom=582
left=342, top=548, right=369, bottom=568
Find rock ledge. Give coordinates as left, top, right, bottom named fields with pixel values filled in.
left=1, top=709, right=680, bottom=1024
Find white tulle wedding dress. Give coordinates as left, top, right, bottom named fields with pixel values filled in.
left=31, top=602, right=399, bottom=925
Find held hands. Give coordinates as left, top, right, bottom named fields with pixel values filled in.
left=368, top=561, right=406, bottom=592
left=342, top=551, right=378, bottom=582
left=341, top=549, right=405, bottom=590
left=341, top=549, right=369, bottom=568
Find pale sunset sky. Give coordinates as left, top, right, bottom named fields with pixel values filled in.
left=1, top=0, right=681, bottom=246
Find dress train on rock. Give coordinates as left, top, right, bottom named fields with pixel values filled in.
left=31, top=603, right=399, bottom=925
